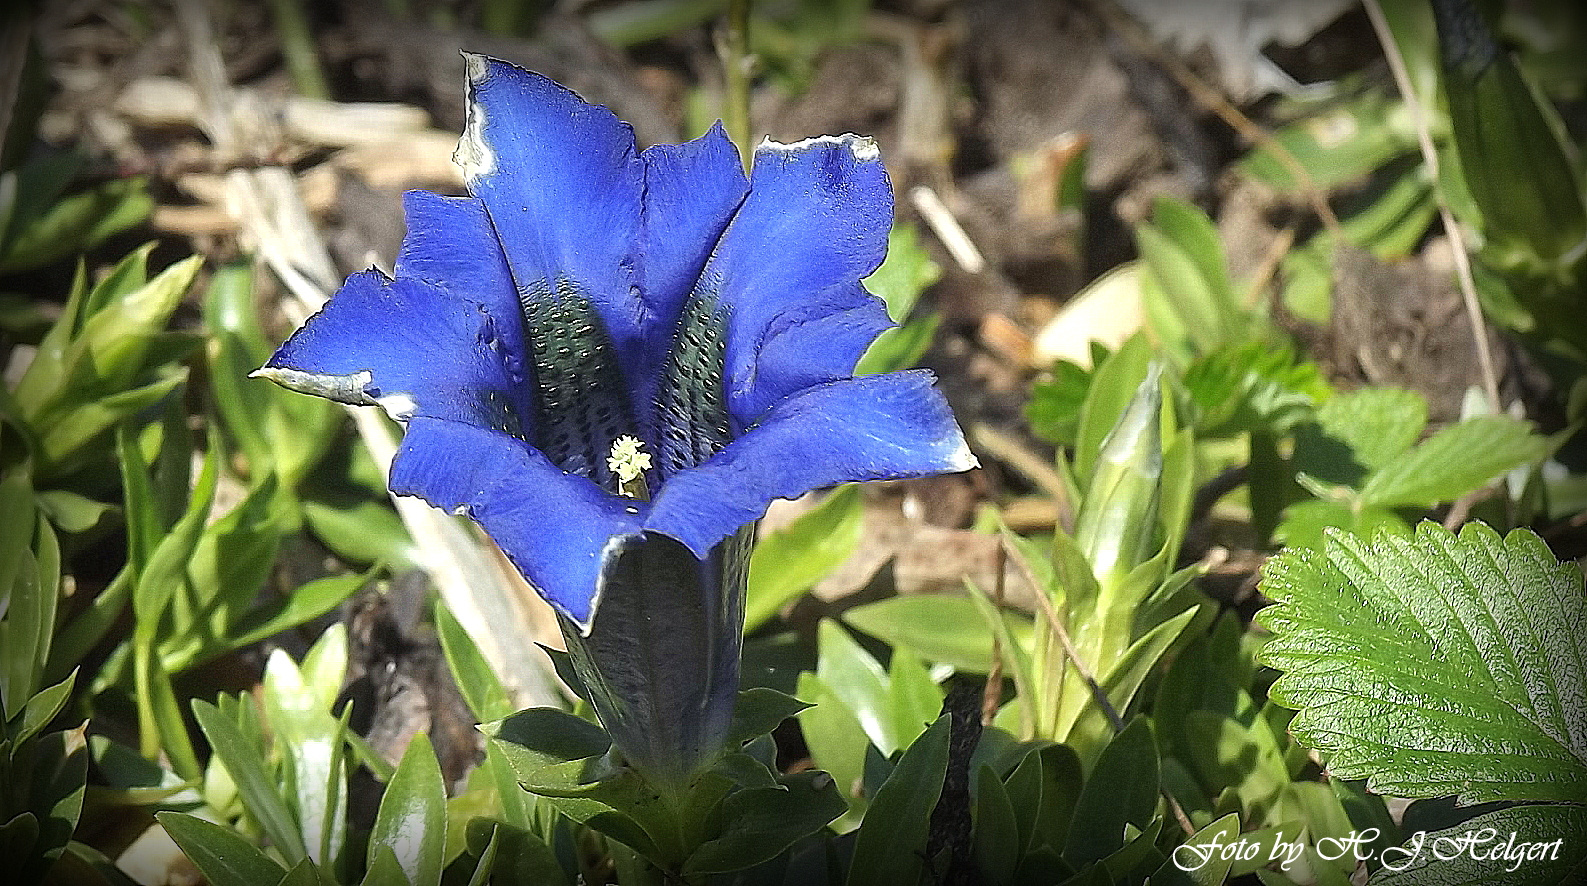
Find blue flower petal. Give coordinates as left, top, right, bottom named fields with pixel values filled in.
left=260, top=271, right=530, bottom=434
left=646, top=370, right=976, bottom=556
left=742, top=280, right=892, bottom=424
left=636, top=123, right=748, bottom=336
left=389, top=417, right=645, bottom=627
left=456, top=54, right=647, bottom=367
left=702, top=134, right=895, bottom=428
left=394, top=190, right=527, bottom=384
left=630, top=124, right=749, bottom=434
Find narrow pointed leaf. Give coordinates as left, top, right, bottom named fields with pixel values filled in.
left=156, top=812, right=287, bottom=886
left=369, top=733, right=447, bottom=886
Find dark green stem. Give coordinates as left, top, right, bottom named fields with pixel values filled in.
left=718, top=0, right=753, bottom=169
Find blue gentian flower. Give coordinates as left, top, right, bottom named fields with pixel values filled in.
left=259, top=54, right=974, bottom=785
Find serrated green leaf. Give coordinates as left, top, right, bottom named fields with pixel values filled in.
left=1372, top=802, right=1587, bottom=885
left=844, top=715, right=951, bottom=886
left=1358, top=415, right=1549, bottom=508
left=745, top=486, right=864, bottom=632
left=1182, top=342, right=1327, bottom=439
left=1028, top=359, right=1094, bottom=446
left=369, top=732, right=447, bottom=886
left=1294, top=387, right=1427, bottom=488
left=156, top=812, right=287, bottom=886
left=1258, top=521, right=1587, bottom=803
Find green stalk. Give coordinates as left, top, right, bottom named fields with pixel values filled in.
left=266, top=0, right=329, bottom=99
left=718, top=0, right=753, bottom=170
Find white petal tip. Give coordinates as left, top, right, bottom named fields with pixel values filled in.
left=758, top=133, right=882, bottom=163
left=454, top=58, right=496, bottom=182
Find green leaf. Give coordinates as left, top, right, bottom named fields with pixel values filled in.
left=369, top=732, right=448, bottom=886
left=35, top=369, right=188, bottom=477
left=1371, top=802, right=1587, bottom=885
left=3, top=547, right=47, bottom=715
left=1074, top=335, right=1155, bottom=483
left=0, top=175, right=152, bottom=274
left=885, top=647, right=944, bottom=753
left=1358, top=415, right=1550, bottom=508
left=14, top=722, right=89, bottom=883
left=1258, top=521, right=1587, bottom=803
left=14, top=669, right=75, bottom=745
left=434, top=600, right=514, bottom=723
left=814, top=620, right=898, bottom=754
left=1433, top=0, right=1587, bottom=268
left=745, top=486, right=864, bottom=632
left=1238, top=89, right=1412, bottom=192
left=33, top=490, right=113, bottom=533
left=1181, top=342, right=1326, bottom=439
left=1028, top=359, right=1094, bottom=445
left=191, top=699, right=308, bottom=865
left=1159, top=812, right=1240, bottom=886
left=260, top=633, right=347, bottom=868
left=223, top=570, right=369, bottom=655
left=973, top=764, right=1021, bottom=885
left=844, top=715, right=951, bottom=886
left=1063, top=716, right=1159, bottom=867
left=301, top=497, right=418, bottom=569
left=360, top=847, right=406, bottom=886
left=184, top=475, right=291, bottom=650
left=794, top=672, right=870, bottom=825
left=682, top=771, right=846, bottom=876
left=156, top=812, right=287, bottom=886
left=1293, top=387, right=1426, bottom=487
left=843, top=594, right=1035, bottom=674
left=470, top=820, right=567, bottom=886
left=1136, top=199, right=1243, bottom=358
left=727, top=687, right=811, bottom=748
left=132, top=440, right=218, bottom=637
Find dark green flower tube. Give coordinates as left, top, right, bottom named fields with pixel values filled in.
left=558, top=527, right=753, bottom=794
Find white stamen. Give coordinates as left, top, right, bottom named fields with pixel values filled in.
left=607, top=435, right=652, bottom=485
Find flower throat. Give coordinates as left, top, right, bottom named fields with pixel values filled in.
left=519, top=281, right=731, bottom=493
